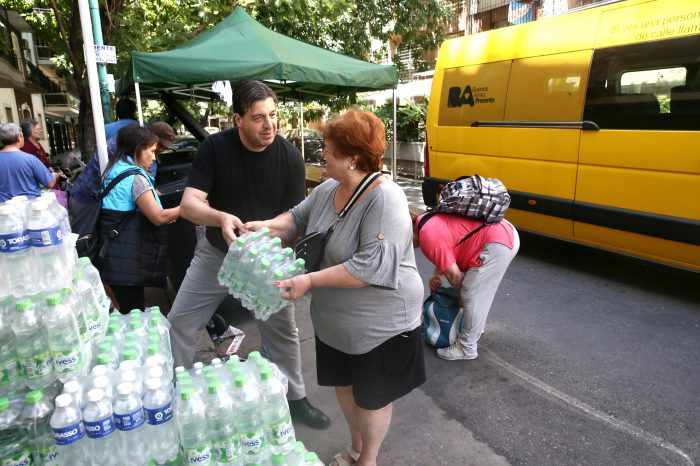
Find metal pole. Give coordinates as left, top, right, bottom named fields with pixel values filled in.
left=87, top=0, right=112, bottom=124
left=135, top=83, right=144, bottom=126
left=392, top=89, right=397, bottom=181
left=77, top=0, right=108, bottom=173
left=299, top=100, right=305, bottom=161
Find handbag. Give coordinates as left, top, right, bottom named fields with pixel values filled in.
left=422, top=286, right=464, bottom=348
left=295, top=172, right=382, bottom=273
left=71, top=168, right=141, bottom=261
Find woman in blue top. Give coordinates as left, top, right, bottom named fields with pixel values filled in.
left=98, top=125, right=180, bottom=313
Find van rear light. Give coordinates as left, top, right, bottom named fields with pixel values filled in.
left=423, top=135, right=430, bottom=177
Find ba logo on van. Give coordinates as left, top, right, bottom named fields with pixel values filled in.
left=447, top=85, right=495, bottom=107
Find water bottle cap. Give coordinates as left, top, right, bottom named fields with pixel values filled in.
left=261, top=259, right=271, bottom=269
left=202, top=365, right=214, bottom=374
left=207, top=384, right=218, bottom=394
left=146, top=344, right=160, bottom=356
left=14, top=299, right=31, bottom=312
left=124, top=331, right=137, bottom=341
left=55, top=394, right=73, bottom=408
left=259, top=368, right=272, bottom=380
left=63, top=380, right=80, bottom=393
left=129, top=320, right=142, bottom=329
left=248, top=351, right=262, bottom=362
left=175, top=371, right=189, bottom=380
left=283, top=247, right=294, bottom=257
left=98, top=342, right=112, bottom=353
left=174, top=366, right=186, bottom=374
left=45, top=293, right=62, bottom=306
left=295, top=258, right=306, bottom=267
left=78, top=256, right=91, bottom=266
left=87, top=389, right=104, bottom=402
left=93, top=375, right=110, bottom=388
left=294, top=440, right=305, bottom=452
left=193, top=362, right=204, bottom=369
left=274, top=270, right=284, bottom=280
left=145, top=378, right=161, bottom=390
left=148, top=334, right=160, bottom=344
left=204, top=372, right=219, bottom=382
left=211, top=358, right=222, bottom=366
left=128, top=308, right=141, bottom=315
left=271, top=237, right=281, bottom=245
left=107, top=323, right=120, bottom=334
left=236, top=237, right=246, bottom=247
left=150, top=306, right=160, bottom=313
left=119, top=360, right=136, bottom=371
left=149, top=314, right=162, bottom=324
left=180, top=388, right=192, bottom=400
left=60, top=287, right=72, bottom=296
left=122, top=349, right=138, bottom=361
left=179, top=378, right=193, bottom=387
left=122, top=370, right=137, bottom=383
left=116, top=383, right=133, bottom=396
left=234, top=376, right=246, bottom=387
left=259, top=227, right=270, bottom=236
left=271, top=453, right=285, bottom=465
left=249, top=249, right=259, bottom=258
left=73, top=271, right=84, bottom=281
left=0, top=397, right=8, bottom=410
left=25, top=390, right=42, bottom=404
left=96, top=353, right=111, bottom=366
left=91, top=365, right=108, bottom=377
left=147, top=366, right=163, bottom=378
left=225, top=358, right=242, bottom=367
left=305, top=452, right=320, bottom=462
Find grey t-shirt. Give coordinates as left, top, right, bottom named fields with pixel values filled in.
left=289, top=177, right=423, bottom=354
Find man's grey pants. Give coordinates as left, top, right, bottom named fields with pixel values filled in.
left=458, top=230, right=520, bottom=358
left=168, top=238, right=306, bottom=400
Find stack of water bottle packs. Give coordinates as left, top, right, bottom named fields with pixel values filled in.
left=0, top=308, right=175, bottom=466
left=0, top=193, right=112, bottom=396
left=218, top=228, right=305, bottom=321
left=171, top=353, right=323, bottom=465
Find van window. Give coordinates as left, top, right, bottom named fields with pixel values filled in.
left=583, top=35, right=700, bottom=130
left=504, top=50, right=590, bottom=122
left=437, top=61, right=511, bottom=126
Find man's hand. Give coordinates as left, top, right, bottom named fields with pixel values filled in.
left=277, top=274, right=312, bottom=301
left=429, top=274, right=442, bottom=292
left=219, top=213, right=246, bottom=245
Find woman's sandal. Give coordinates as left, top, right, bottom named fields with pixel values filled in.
left=328, top=444, right=361, bottom=466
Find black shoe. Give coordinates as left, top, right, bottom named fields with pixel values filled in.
left=288, top=397, right=331, bottom=429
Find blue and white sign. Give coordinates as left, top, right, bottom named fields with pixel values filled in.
left=94, top=45, right=117, bottom=64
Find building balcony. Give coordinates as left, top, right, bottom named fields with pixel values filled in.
left=43, top=92, right=80, bottom=118
left=35, top=45, right=55, bottom=65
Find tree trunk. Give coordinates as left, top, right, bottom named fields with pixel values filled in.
left=78, top=85, right=96, bottom=162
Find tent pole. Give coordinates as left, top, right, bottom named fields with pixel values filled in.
left=392, top=89, right=397, bottom=181
left=299, top=100, right=305, bottom=161
left=135, top=82, right=144, bottom=126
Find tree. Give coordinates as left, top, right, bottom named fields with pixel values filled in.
left=0, top=0, right=451, bottom=157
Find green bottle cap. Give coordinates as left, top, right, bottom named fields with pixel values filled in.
left=14, top=299, right=31, bottom=311
left=107, top=323, right=120, bottom=334
left=305, top=452, right=320, bottom=463
left=78, top=257, right=91, bottom=265
left=294, top=440, right=305, bottom=453
left=180, top=388, right=192, bottom=400
left=295, top=258, right=305, bottom=268
left=150, top=306, right=161, bottom=313
left=122, top=349, right=138, bottom=361
left=282, top=247, right=294, bottom=257
left=208, top=384, right=219, bottom=394
left=73, top=271, right=84, bottom=281
left=25, top=390, right=42, bottom=404
left=259, top=368, right=272, bottom=380
left=103, top=335, right=114, bottom=344
left=45, top=294, right=61, bottom=306
left=274, top=270, right=284, bottom=280
left=236, top=237, right=246, bottom=247
left=179, top=378, right=193, bottom=388
left=261, top=259, right=271, bottom=270
left=98, top=342, right=112, bottom=353
left=248, top=351, right=262, bottom=362
left=129, top=308, right=141, bottom=315
left=129, top=320, right=142, bottom=330
left=150, top=314, right=162, bottom=325
left=148, top=334, right=160, bottom=346
left=123, top=331, right=137, bottom=341
left=96, top=353, right=111, bottom=365
left=259, top=227, right=270, bottom=236
left=271, top=453, right=285, bottom=465
left=0, top=397, right=9, bottom=411
left=234, top=376, right=246, bottom=388
left=60, top=287, right=72, bottom=296
left=147, top=344, right=160, bottom=356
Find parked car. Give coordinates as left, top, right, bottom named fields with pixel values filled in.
left=173, top=135, right=200, bottom=151
left=284, top=128, right=325, bottom=164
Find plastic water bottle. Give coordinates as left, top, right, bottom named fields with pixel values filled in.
left=11, top=298, right=53, bottom=389
left=0, top=396, right=19, bottom=430
left=176, top=387, right=213, bottom=466
left=0, top=203, right=35, bottom=298
left=284, top=441, right=308, bottom=466
left=232, top=376, right=268, bottom=464
left=259, top=368, right=295, bottom=454
left=242, top=259, right=272, bottom=310
left=40, top=193, right=74, bottom=269
left=204, top=382, right=243, bottom=465
left=77, top=256, right=111, bottom=316
left=219, top=236, right=247, bottom=285
left=50, top=393, right=88, bottom=465
left=143, top=377, right=179, bottom=464
left=0, top=299, right=20, bottom=397
left=145, top=366, right=171, bottom=398
left=20, top=389, right=59, bottom=465
left=26, top=200, right=68, bottom=292
left=83, top=388, right=120, bottom=466
left=148, top=313, right=172, bottom=362
left=303, top=452, right=324, bottom=465
left=44, top=293, right=87, bottom=383
left=61, top=380, right=85, bottom=412
left=72, top=272, right=104, bottom=341
left=113, top=382, right=149, bottom=466
left=60, top=287, right=92, bottom=364
left=0, top=430, right=33, bottom=466
left=230, top=248, right=259, bottom=298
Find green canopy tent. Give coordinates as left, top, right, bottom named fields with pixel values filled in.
left=116, top=7, right=400, bottom=169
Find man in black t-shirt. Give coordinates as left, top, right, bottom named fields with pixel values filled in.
left=167, top=80, right=330, bottom=429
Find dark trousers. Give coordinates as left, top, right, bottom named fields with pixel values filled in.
left=109, top=285, right=145, bottom=314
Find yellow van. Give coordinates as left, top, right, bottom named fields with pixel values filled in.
left=423, top=0, right=700, bottom=271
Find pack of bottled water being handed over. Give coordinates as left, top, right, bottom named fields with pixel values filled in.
left=218, top=228, right=305, bottom=321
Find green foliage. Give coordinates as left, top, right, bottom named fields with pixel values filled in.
left=364, top=98, right=428, bottom=142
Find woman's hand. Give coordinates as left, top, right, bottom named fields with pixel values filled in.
left=277, top=274, right=313, bottom=301
left=245, top=220, right=268, bottom=232
left=429, top=274, right=442, bottom=292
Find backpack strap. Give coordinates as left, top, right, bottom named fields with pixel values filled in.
left=455, top=223, right=488, bottom=247
left=98, top=168, right=141, bottom=200
left=416, top=210, right=436, bottom=232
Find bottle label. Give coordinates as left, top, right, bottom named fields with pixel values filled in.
left=0, top=231, right=31, bottom=253
left=212, top=437, right=241, bottom=462
left=88, top=319, right=103, bottom=338
left=114, top=407, right=145, bottom=431
left=144, top=402, right=172, bottom=425
left=27, top=225, right=63, bottom=247
left=85, top=416, right=115, bottom=438
left=20, top=352, right=52, bottom=379
left=41, top=444, right=60, bottom=465
left=239, top=429, right=267, bottom=454
left=269, top=420, right=295, bottom=446
left=52, top=349, right=81, bottom=373
left=0, top=447, right=32, bottom=466
left=0, top=359, right=18, bottom=385
left=53, top=421, right=85, bottom=445
left=185, top=446, right=212, bottom=465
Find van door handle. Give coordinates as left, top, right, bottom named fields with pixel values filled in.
left=581, top=120, right=600, bottom=131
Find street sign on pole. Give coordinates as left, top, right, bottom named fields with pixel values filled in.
left=94, top=45, right=117, bottom=64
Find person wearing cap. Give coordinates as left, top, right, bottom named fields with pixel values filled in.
left=68, top=121, right=176, bottom=219
left=0, top=122, right=60, bottom=202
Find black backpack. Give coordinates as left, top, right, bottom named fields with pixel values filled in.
left=418, top=174, right=511, bottom=245
left=70, top=168, right=141, bottom=260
